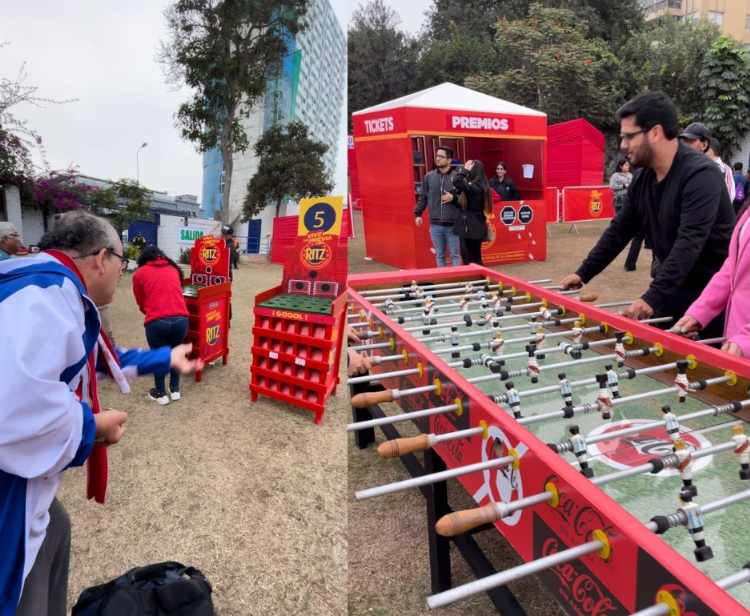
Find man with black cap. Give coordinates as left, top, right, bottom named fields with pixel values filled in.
left=559, top=92, right=735, bottom=338
left=679, top=121, right=711, bottom=154
left=221, top=225, right=239, bottom=279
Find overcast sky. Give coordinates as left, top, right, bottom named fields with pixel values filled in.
left=348, top=0, right=432, bottom=35
left=1, top=0, right=347, bottom=200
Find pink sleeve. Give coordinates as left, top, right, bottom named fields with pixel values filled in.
left=728, top=322, right=750, bottom=359
left=685, top=254, right=733, bottom=328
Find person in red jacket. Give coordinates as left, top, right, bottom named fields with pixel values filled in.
left=132, top=246, right=190, bottom=405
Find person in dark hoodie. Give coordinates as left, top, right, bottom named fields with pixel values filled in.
left=132, top=246, right=190, bottom=405
left=560, top=92, right=735, bottom=338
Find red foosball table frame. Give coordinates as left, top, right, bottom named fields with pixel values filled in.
left=348, top=264, right=750, bottom=616
left=183, top=280, right=231, bottom=382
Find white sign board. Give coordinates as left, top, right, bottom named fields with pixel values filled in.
left=178, top=227, right=205, bottom=245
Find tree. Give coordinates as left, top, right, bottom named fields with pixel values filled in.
left=617, top=16, right=720, bottom=126
left=466, top=5, right=623, bottom=129
left=158, top=0, right=309, bottom=224
left=424, top=0, right=644, bottom=46
left=101, top=179, right=153, bottom=235
left=417, top=22, right=496, bottom=88
left=242, top=121, right=332, bottom=219
left=700, top=35, right=750, bottom=159
left=348, top=0, right=419, bottom=128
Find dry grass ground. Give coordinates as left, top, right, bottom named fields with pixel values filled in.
left=58, top=210, right=654, bottom=616
left=60, top=261, right=348, bottom=615
left=347, top=210, right=655, bottom=615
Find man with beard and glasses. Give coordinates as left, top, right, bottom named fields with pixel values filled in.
left=559, top=92, right=735, bottom=338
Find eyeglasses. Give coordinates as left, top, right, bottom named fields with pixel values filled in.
left=76, top=247, right=127, bottom=269
left=435, top=155, right=449, bottom=160
left=619, top=127, right=651, bottom=143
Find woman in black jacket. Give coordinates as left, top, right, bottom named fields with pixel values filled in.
left=451, top=160, right=493, bottom=265
left=489, top=161, right=520, bottom=201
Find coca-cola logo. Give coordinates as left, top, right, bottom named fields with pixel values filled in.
left=543, top=537, right=618, bottom=616
left=544, top=474, right=618, bottom=541
left=587, top=420, right=712, bottom=475
left=471, top=425, right=527, bottom=526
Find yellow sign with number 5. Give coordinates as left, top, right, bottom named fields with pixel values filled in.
left=298, top=196, right=344, bottom=237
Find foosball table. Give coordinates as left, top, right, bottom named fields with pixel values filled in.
left=347, top=265, right=750, bottom=616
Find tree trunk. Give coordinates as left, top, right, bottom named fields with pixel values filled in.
left=219, top=109, right=236, bottom=226
left=275, top=195, right=283, bottom=219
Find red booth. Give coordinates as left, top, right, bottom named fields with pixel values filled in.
left=348, top=134, right=362, bottom=210
left=352, top=83, right=548, bottom=270
left=547, top=118, right=605, bottom=189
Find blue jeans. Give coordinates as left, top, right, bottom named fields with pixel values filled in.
left=429, top=224, right=460, bottom=267
left=145, top=316, right=188, bottom=392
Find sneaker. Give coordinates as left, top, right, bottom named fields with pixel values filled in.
left=149, top=388, right=170, bottom=405
left=169, top=387, right=181, bottom=401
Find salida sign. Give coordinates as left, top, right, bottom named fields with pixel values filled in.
left=178, top=227, right=206, bottom=245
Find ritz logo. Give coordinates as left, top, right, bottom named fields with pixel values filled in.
left=588, top=190, right=604, bottom=217
left=209, top=301, right=218, bottom=309
left=206, top=324, right=220, bottom=346
left=301, top=241, right=332, bottom=270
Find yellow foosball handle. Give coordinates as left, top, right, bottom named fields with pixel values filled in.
left=351, top=390, right=395, bottom=408
left=436, top=503, right=500, bottom=537
left=579, top=292, right=598, bottom=302
left=377, top=434, right=431, bottom=458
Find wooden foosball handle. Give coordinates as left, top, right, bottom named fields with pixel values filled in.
left=436, top=503, right=500, bottom=537
left=579, top=292, right=598, bottom=302
left=377, top=434, right=431, bottom=458
left=351, top=390, right=395, bottom=408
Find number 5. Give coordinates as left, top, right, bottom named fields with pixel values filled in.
left=313, top=210, right=325, bottom=228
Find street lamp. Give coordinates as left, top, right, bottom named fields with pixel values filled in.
left=136, top=142, right=148, bottom=184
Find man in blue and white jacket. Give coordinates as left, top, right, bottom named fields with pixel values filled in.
left=0, top=211, right=203, bottom=616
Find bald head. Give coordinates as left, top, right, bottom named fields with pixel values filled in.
left=0, top=222, right=21, bottom=256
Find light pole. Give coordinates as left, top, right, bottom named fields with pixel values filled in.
left=136, top=142, right=148, bottom=184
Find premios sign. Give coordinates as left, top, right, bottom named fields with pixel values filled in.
left=178, top=228, right=206, bottom=245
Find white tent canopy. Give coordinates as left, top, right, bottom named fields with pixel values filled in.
left=353, top=82, right=546, bottom=118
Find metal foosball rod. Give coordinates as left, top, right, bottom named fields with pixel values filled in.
left=347, top=324, right=609, bottom=386
left=357, top=277, right=501, bottom=297
left=349, top=342, right=663, bottom=410
left=435, top=423, right=749, bottom=539
left=347, top=292, right=538, bottom=329
left=517, top=375, right=732, bottom=426
left=427, top=485, right=750, bottom=610
left=550, top=399, right=750, bottom=455
left=364, top=283, right=509, bottom=306
left=346, top=346, right=659, bottom=433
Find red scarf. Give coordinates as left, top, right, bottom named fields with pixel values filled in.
left=45, top=249, right=121, bottom=504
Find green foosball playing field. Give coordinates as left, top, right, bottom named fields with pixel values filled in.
left=258, top=293, right=334, bottom=315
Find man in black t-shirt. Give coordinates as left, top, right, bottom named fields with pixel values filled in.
left=560, top=92, right=735, bottom=337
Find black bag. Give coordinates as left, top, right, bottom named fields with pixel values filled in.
left=72, top=561, right=215, bottom=616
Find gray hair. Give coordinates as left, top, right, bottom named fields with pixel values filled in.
left=38, top=210, right=116, bottom=257
left=0, top=222, right=17, bottom=242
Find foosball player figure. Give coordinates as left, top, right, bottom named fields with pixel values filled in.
left=505, top=381, right=522, bottom=419
left=541, top=307, right=553, bottom=321
left=528, top=316, right=538, bottom=336
left=464, top=282, right=474, bottom=296
left=673, top=439, right=697, bottom=497
left=614, top=331, right=627, bottom=367
left=558, top=372, right=573, bottom=408
left=480, top=353, right=502, bottom=374
left=605, top=364, right=621, bottom=398
left=526, top=344, right=540, bottom=383
left=477, top=289, right=486, bottom=301
left=731, top=425, right=750, bottom=480
left=450, top=325, right=461, bottom=359
left=491, top=292, right=501, bottom=310
left=477, top=301, right=490, bottom=326
left=662, top=404, right=680, bottom=447
left=596, top=374, right=613, bottom=420
left=572, top=320, right=584, bottom=344
left=534, top=325, right=546, bottom=359
left=384, top=298, right=396, bottom=315
left=491, top=331, right=505, bottom=355
left=422, top=298, right=435, bottom=334
left=411, top=280, right=424, bottom=300
left=678, top=489, right=714, bottom=562
left=569, top=425, right=594, bottom=478
left=674, top=359, right=690, bottom=404
left=459, top=296, right=469, bottom=312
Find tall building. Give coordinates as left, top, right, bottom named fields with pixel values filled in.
left=201, top=0, right=346, bottom=253
left=641, top=0, right=750, bottom=46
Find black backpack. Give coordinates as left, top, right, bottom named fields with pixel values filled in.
left=71, top=561, right=215, bottom=616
